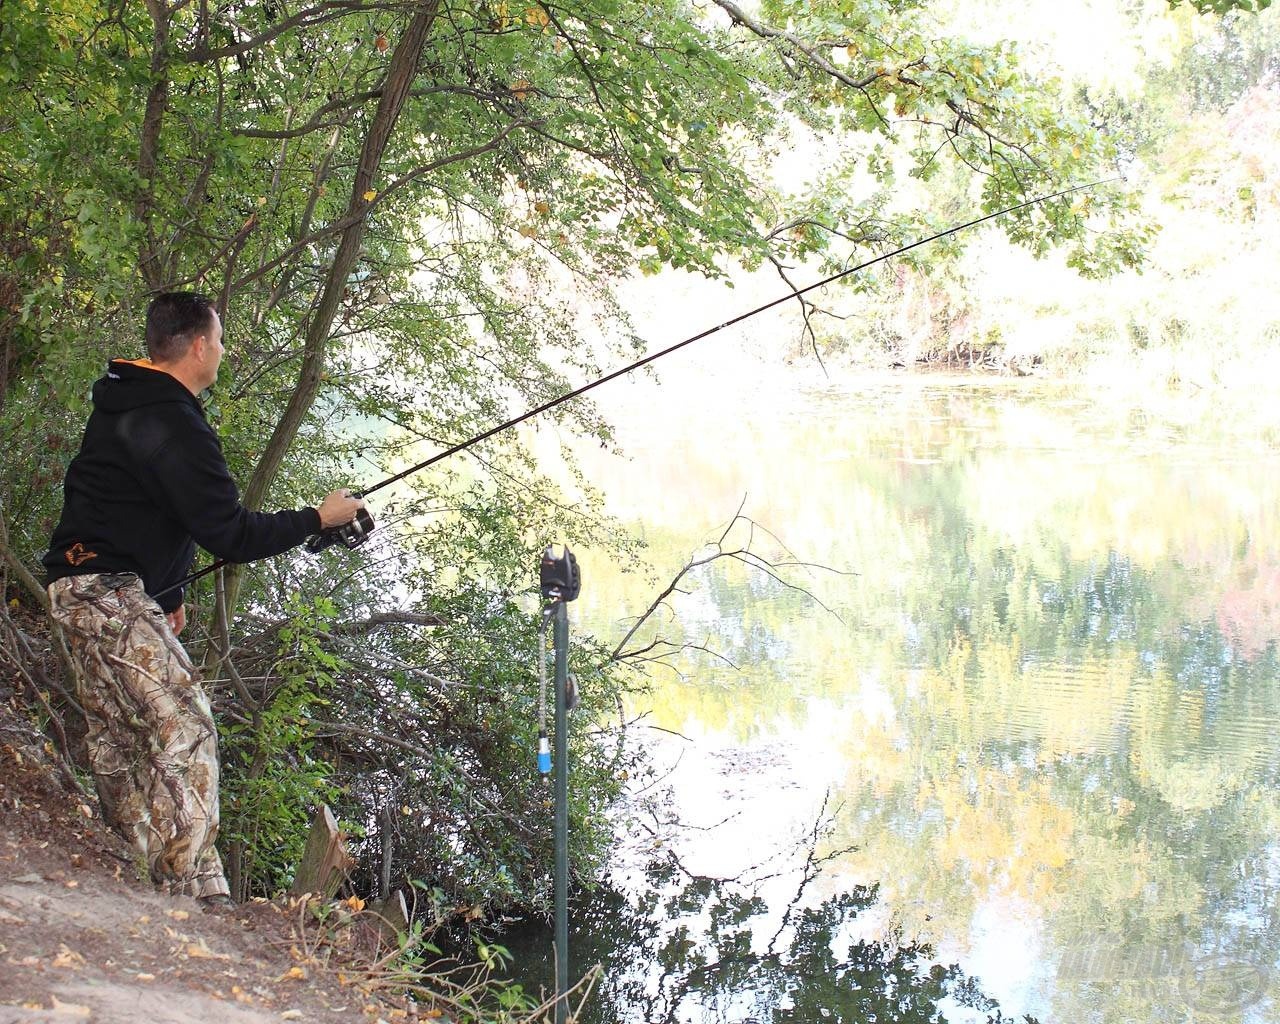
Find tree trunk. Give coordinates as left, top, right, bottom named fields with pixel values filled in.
left=220, top=0, right=441, bottom=621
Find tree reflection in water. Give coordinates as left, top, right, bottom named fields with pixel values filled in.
left=504, top=857, right=1035, bottom=1024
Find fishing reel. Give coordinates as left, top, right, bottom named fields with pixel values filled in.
left=540, top=543, right=580, bottom=602
left=306, top=507, right=376, bottom=554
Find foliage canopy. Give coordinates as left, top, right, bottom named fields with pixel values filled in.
left=2, top=0, right=1154, bottom=907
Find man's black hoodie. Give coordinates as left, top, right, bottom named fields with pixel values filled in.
left=44, top=359, right=321, bottom=611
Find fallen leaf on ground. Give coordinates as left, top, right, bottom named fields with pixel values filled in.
left=49, top=995, right=91, bottom=1017
left=53, top=944, right=86, bottom=968
left=186, top=940, right=230, bottom=960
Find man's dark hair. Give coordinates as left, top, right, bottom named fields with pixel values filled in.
left=145, top=292, right=217, bottom=362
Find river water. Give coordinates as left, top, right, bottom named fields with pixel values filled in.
left=509, top=370, right=1280, bottom=1024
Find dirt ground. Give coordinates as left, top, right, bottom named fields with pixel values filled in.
left=0, top=700, right=412, bottom=1024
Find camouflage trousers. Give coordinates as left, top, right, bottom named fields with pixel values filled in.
left=47, top=574, right=229, bottom=899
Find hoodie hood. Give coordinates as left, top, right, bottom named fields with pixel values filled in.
left=92, top=359, right=199, bottom=415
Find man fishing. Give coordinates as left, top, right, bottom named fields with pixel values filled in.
left=42, top=291, right=364, bottom=906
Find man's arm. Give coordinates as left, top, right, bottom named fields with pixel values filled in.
left=147, top=422, right=362, bottom=564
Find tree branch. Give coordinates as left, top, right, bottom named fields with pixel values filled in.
left=226, top=0, right=443, bottom=626
left=136, top=0, right=172, bottom=289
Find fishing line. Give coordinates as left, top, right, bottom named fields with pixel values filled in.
left=154, top=176, right=1116, bottom=600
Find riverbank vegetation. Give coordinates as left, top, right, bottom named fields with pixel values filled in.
left=0, top=0, right=1250, bottom=988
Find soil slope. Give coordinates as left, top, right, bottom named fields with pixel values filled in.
left=0, top=708, right=399, bottom=1024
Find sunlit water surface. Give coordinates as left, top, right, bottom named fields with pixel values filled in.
left=506, top=371, right=1280, bottom=1024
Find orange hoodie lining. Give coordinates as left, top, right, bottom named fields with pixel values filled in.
left=115, top=358, right=184, bottom=384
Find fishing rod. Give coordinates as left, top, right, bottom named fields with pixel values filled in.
left=154, top=176, right=1114, bottom=601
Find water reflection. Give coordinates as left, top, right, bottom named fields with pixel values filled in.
left=508, top=863, right=1030, bottom=1024
left=516, top=375, right=1280, bottom=1023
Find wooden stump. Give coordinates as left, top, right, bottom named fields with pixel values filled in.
left=367, top=890, right=410, bottom=946
left=289, top=804, right=355, bottom=897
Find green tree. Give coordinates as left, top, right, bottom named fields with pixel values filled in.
left=1, top=0, right=1153, bottom=905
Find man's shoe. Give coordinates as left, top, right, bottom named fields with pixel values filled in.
left=199, top=893, right=235, bottom=911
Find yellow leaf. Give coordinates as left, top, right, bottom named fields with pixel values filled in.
left=363, top=189, right=378, bottom=202
left=49, top=996, right=91, bottom=1018
left=53, top=944, right=85, bottom=968
left=276, top=965, right=307, bottom=981
left=972, top=57, right=984, bottom=75
left=524, top=6, right=549, bottom=26
left=534, top=200, right=550, bottom=215
left=186, top=940, right=230, bottom=960
left=344, top=895, right=366, bottom=912
left=511, top=80, right=531, bottom=101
